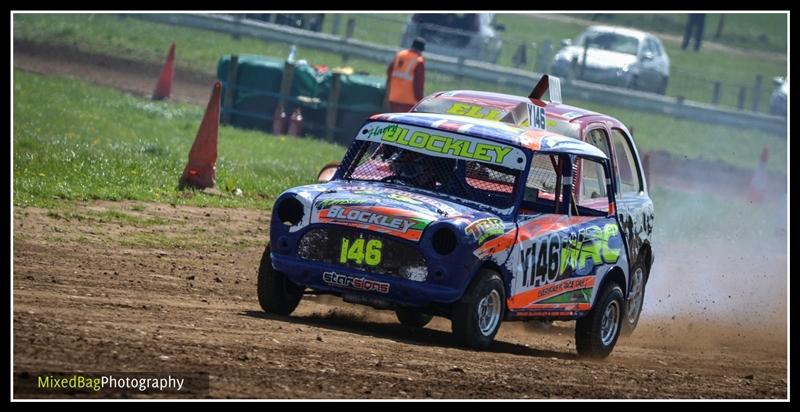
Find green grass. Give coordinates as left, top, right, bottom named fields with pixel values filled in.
left=13, top=70, right=346, bottom=208
left=12, top=14, right=787, bottom=174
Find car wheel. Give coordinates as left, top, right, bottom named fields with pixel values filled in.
left=575, top=282, right=624, bottom=359
left=452, top=269, right=505, bottom=349
left=257, top=243, right=304, bottom=315
left=396, top=308, right=433, bottom=329
left=621, top=263, right=647, bottom=336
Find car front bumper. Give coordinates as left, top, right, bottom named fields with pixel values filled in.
left=271, top=253, right=466, bottom=307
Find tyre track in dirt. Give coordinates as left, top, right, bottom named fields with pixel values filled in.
left=12, top=201, right=787, bottom=398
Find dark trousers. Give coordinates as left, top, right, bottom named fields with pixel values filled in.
left=682, top=14, right=706, bottom=51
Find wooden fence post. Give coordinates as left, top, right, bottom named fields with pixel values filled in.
left=752, top=74, right=763, bottom=112
left=342, top=18, right=356, bottom=64
left=326, top=72, right=343, bottom=141
left=737, top=85, right=747, bottom=110
left=711, top=81, right=722, bottom=105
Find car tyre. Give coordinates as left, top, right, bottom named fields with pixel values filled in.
left=396, top=308, right=433, bottom=329
left=452, top=269, right=505, bottom=349
left=575, top=282, right=624, bottom=359
left=621, top=263, right=647, bottom=336
left=257, top=243, right=304, bottom=315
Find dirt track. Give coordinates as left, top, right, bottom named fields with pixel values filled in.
left=12, top=201, right=787, bottom=399
left=12, top=39, right=788, bottom=399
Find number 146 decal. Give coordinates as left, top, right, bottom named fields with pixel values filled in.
left=528, top=103, right=547, bottom=130
left=340, top=238, right=382, bottom=266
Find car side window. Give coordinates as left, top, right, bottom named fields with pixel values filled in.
left=585, top=128, right=612, bottom=159
left=646, top=38, right=661, bottom=57
left=521, top=154, right=566, bottom=214
left=610, top=129, right=643, bottom=195
left=576, top=156, right=609, bottom=214
left=653, top=39, right=664, bottom=56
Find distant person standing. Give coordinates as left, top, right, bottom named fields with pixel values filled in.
left=682, top=13, right=706, bottom=51
left=385, top=37, right=426, bottom=112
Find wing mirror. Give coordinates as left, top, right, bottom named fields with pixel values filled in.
left=641, top=51, right=655, bottom=61
left=495, top=23, right=506, bottom=32
left=772, top=76, right=785, bottom=86
left=560, top=38, right=572, bottom=48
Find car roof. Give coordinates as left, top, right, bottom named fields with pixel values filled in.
left=368, top=111, right=608, bottom=160
left=418, top=90, right=603, bottom=128
left=584, top=25, right=651, bottom=41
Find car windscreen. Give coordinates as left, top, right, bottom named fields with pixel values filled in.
left=577, top=31, right=640, bottom=55
left=342, top=123, right=527, bottom=212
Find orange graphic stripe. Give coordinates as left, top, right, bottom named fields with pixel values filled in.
left=474, top=228, right=517, bottom=258
left=507, top=276, right=596, bottom=310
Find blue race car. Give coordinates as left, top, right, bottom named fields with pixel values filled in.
left=259, top=77, right=654, bottom=358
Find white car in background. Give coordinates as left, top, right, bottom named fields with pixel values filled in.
left=551, top=25, right=670, bottom=95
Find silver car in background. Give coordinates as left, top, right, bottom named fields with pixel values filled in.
left=551, top=25, right=670, bottom=94
left=401, top=13, right=504, bottom=64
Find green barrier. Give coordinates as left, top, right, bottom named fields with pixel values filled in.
left=217, top=54, right=386, bottom=144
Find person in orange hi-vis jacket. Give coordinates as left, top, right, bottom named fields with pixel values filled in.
left=385, top=37, right=426, bottom=112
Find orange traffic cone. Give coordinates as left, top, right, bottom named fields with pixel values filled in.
left=747, top=145, right=769, bottom=203
left=179, top=82, right=221, bottom=189
left=152, top=42, right=176, bottom=100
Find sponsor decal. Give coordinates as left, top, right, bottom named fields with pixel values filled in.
left=359, top=122, right=526, bottom=171
left=386, top=193, right=423, bottom=205
left=517, top=223, right=621, bottom=290
left=316, top=198, right=367, bottom=209
left=514, top=310, right=580, bottom=317
left=465, top=217, right=505, bottom=244
left=446, top=102, right=506, bottom=121
left=322, top=205, right=424, bottom=233
left=322, top=271, right=390, bottom=294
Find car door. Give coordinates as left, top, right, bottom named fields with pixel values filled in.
left=638, top=38, right=660, bottom=88
left=608, top=128, right=654, bottom=270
